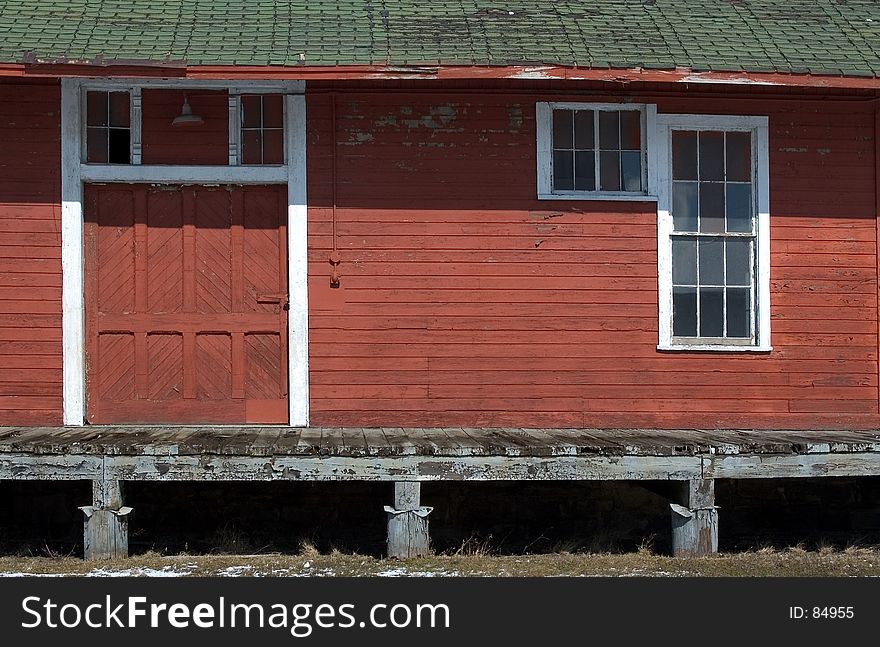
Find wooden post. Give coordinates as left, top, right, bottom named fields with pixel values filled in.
left=80, top=479, right=132, bottom=560
left=670, top=478, right=718, bottom=557
left=385, top=482, right=432, bottom=558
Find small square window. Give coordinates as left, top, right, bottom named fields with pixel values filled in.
left=240, top=94, right=284, bottom=165
left=538, top=103, right=651, bottom=200
left=85, top=91, right=131, bottom=164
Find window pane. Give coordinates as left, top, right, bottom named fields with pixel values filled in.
left=262, top=95, right=284, bottom=129
left=598, top=111, right=619, bottom=150
left=699, top=183, right=725, bottom=233
left=699, top=131, right=724, bottom=181
left=86, top=127, right=108, bottom=163
left=107, top=129, right=130, bottom=164
left=552, top=110, right=573, bottom=148
left=673, top=287, right=697, bottom=337
left=621, top=151, right=642, bottom=191
left=242, top=95, right=262, bottom=129
left=87, top=91, right=108, bottom=127
left=672, top=238, right=697, bottom=285
left=698, top=238, right=724, bottom=285
left=619, top=110, right=641, bottom=150
left=574, top=150, right=595, bottom=191
left=599, top=151, right=620, bottom=191
left=726, top=239, right=752, bottom=286
left=263, top=129, right=284, bottom=164
left=726, top=132, right=752, bottom=182
left=672, top=182, right=698, bottom=232
left=108, top=92, right=130, bottom=128
left=553, top=150, right=574, bottom=191
left=699, top=287, right=724, bottom=337
left=727, top=288, right=751, bottom=337
left=672, top=131, right=697, bottom=180
left=726, top=184, right=753, bottom=232
left=241, top=129, right=263, bottom=164
left=574, top=110, right=594, bottom=149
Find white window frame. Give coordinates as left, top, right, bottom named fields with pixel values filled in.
left=655, top=113, right=771, bottom=352
left=60, top=78, right=309, bottom=426
left=536, top=102, right=658, bottom=201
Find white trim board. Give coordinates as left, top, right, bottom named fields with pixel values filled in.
left=654, top=113, right=771, bottom=352
left=59, top=78, right=309, bottom=426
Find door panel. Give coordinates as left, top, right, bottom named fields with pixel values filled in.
left=85, top=184, right=288, bottom=424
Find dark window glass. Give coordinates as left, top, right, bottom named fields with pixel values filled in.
left=108, top=92, right=130, bottom=128
left=726, top=132, right=752, bottom=182
left=574, top=150, right=595, bottom=191
left=574, top=110, right=594, bottom=149
left=262, top=95, right=284, bottom=129
left=86, top=127, right=108, bottom=163
left=699, top=287, right=724, bottom=337
left=553, top=150, right=574, bottom=191
left=86, top=91, right=108, bottom=127
left=726, top=239, right=751, bottom=286
left=672, top=238, right=697, bottom=285
left=699, top=131, right=724, bottom=181
left=263, top=130, right=284, bottom=164
left=673, top=182, right=698, bottom=232
left=672, top=131, right=697, bottom=180
left=698, top=238, right=724, bottom=285
left=241, top=95, right=262, bottom=129
left=108, top=129, right=131, bottom=164
left=699, top=183, right=725, bottom=233
left=599, top=151, right=621, bottom=191
left=673, top=287, right=697, bottom=337
left=619, top=110, right=641, bottom=150
left=727, top=288, right=751, bottom=338
left=552, top=109, right=573, bottom=148
left=621, top=151, right=642, bottom=191
left=598, top=111, right=619, bottom=149
left=241, top=130, right=263, bottom=165
left=726, top=184, right=752, bottom=232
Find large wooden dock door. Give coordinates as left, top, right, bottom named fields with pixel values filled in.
left=84, top=184, right=289, bottom=424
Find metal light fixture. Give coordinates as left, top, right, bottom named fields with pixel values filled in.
left=172, top=94, right=204, bottom=126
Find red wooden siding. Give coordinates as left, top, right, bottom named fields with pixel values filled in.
left=0, top=79, right=62, bottom=425
left=141, top=89, right=228, bottom=165
left=306, top=87, right=879, bottom=429
left=84, top=184, right=288, bottom=424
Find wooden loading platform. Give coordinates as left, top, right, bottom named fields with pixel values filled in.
left=1, top=426, right=879, bottom=560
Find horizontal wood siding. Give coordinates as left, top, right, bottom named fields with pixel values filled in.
left=306, top=88, right=879, bottom=428
left=0, top=80, right=62, bottom=424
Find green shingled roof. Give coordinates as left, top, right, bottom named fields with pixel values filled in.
left=0, top=1, right=878, bottom=77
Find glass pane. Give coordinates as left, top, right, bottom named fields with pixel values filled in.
left=727, top=288, right=751, bottom=338
left=241, top=130, right=263, bottom=164
left=107, top=129, right=130, bottom=164
left=86, top=127, right=108, bottom=163
left=672, top=238, right=697, bottom=285
left=726, top=131, right=752, bottom=182
left=574, top=150, right=595, bottom=191
left=699, top=287, right=724, bottom=337
left=553, top=150, right=574, bottom=191
left=699, top=183, right=725, bottom=233
left=263, top=130, right=284, bottom=164
left=672, top=131, right=697, bottom=180
left=726, top=239, right=752, bottom=286
left=599, top=151, right=621, bottom=191
left=262, top=95, right=284, bottom=129
left=598, top=111, right=619, bottom=150
left=108, top=92, right=130, bottom=128
left=621, top=151, right=642, bottom=191
left=699, top=131, right=724, bottom=181
left=552, top=110, right=573, bottom=148
left=241, top=95, right=262, bottom=129
left=87, top=91, right=108, bottom=127
left=672, top=182, right=698, bottom=232
left=619, top=110, right=641, bottom=150
left=673, top=287, right=697, bottom=337
left=574, top=110, right=594, bottom=149
left=698, top=238, right=724, bottom=285
left=726, top=184, right=753, bottom=232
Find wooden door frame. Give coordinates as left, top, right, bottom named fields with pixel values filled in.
left=60, top=78, right=309, bottom=426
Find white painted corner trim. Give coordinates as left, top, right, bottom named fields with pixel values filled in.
left=60, top=78, right=309, bottom=426
left=536, top=101, right=658, bottom=201
left=655, top=113, right=771, bottom=352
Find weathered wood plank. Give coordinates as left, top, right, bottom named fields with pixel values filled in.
left=386, top=482, right=431, bottom=558
left=0, top=454, right=103, bottom=479
left=703, top=452, right=880, bottom=479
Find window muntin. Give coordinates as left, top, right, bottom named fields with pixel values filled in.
left=85, top=91, right=131, bottom=164
left=668, top=128, right=758, bottom=346
left=240, top=94, right=284, bottom=165
left=550, top=106, right=644, bottom=194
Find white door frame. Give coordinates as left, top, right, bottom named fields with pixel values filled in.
left=60, top=78, right=309, bottom=426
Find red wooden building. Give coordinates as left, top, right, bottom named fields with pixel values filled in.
left=1, top=1, right=879, bottom=559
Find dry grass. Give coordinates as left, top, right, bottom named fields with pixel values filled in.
left=1, top=546, right=880, bottom=577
